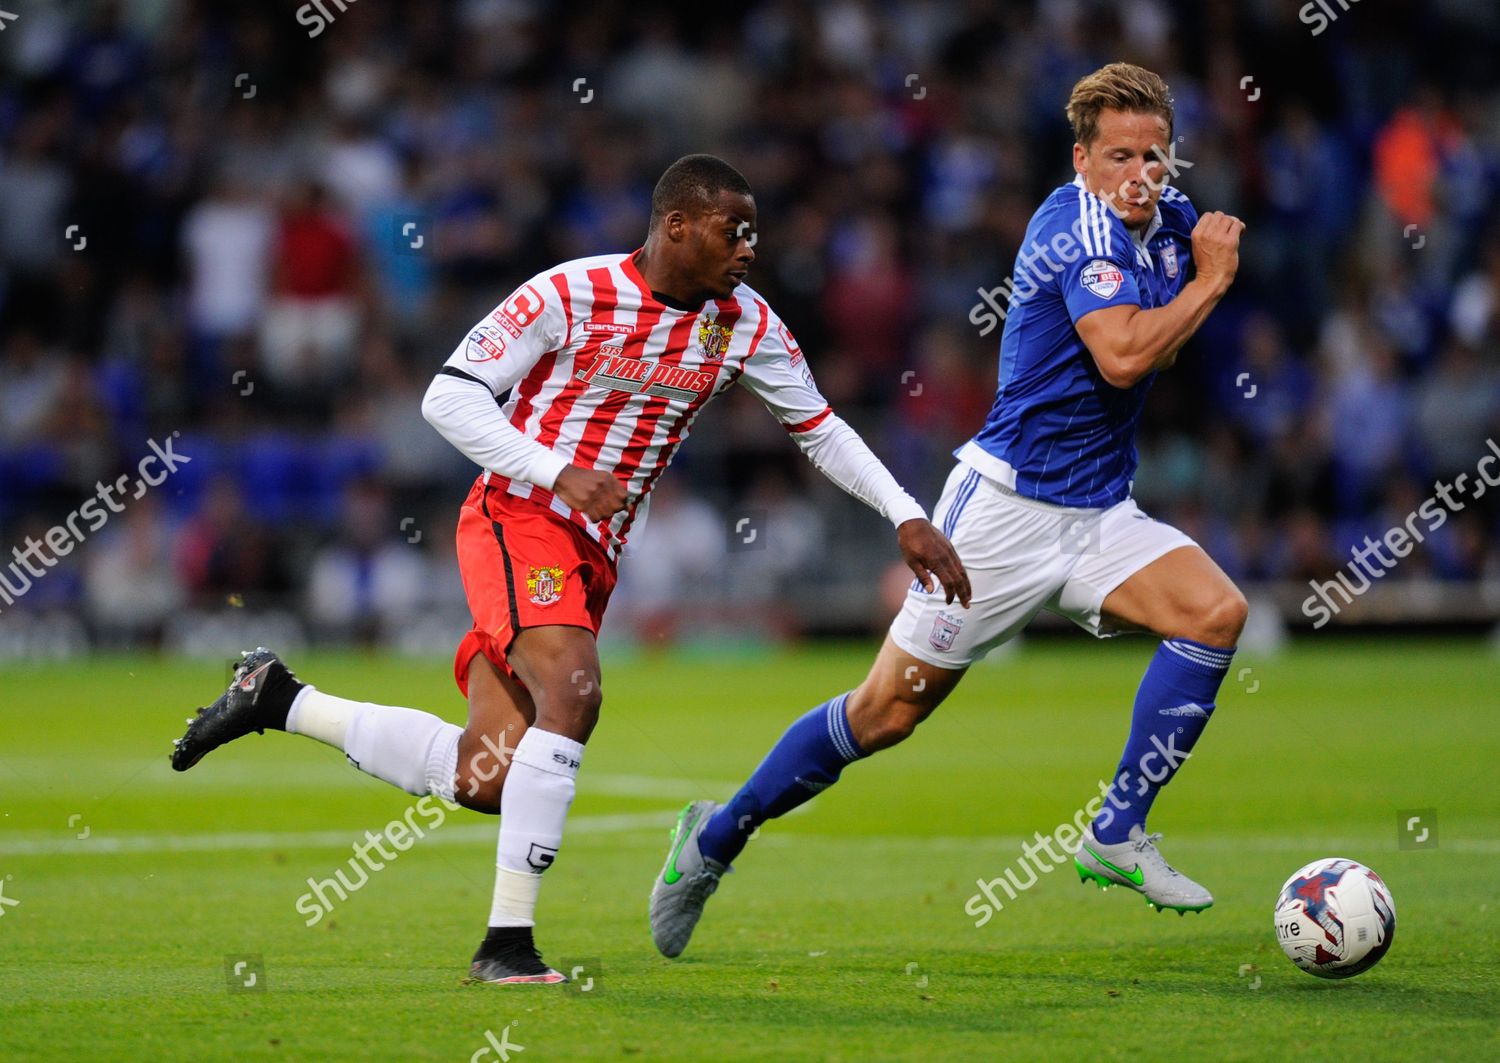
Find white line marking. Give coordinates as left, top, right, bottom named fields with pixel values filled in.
left=751, top=833, right=1500, bottom=855
left=0, top=758, right=733, bottom=798
left=0, top=810, right=676, bottom=857
left=7, top=820, right=1494, bottom=858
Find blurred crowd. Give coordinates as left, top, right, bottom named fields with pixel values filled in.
left=1, top=0, right=1498, bottom=649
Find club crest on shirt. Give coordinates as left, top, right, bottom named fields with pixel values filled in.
left=527, top=565, right=565, bottom=606
left=697, top=318, right=733, bottom=362
left=465, top=324, right=507, bottom=361
left=1081, top=259, right=1124, bottom=299
left=929, top=611, right=964, bottom=652
left=1161, top=243, right=1179, bottom=279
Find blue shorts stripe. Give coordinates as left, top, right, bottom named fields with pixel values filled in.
left=942, top=470, right=980, bottom=537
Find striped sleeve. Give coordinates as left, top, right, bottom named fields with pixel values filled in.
left=1059, top=191, right=1141, bottom=325
left=736, top=302, right=832, bottom=433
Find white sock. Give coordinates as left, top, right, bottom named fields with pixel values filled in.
left=287, top=687, right=461, bottom=800
left=489, top=727, right=585, bottom=927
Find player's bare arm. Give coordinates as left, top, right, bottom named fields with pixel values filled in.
left=1075, top=211, right=1244, bottom=387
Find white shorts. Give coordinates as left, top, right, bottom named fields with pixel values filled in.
left=890, top=462, right=1197, bottom=669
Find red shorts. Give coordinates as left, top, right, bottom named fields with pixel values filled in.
left=452, top=478, right=617, bottom=696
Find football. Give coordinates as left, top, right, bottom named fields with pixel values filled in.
left=1274, top=858, right=1397, bottom=979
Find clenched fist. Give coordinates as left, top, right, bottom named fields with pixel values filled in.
left=1191, top=211, right=1246, bottom=291
left=554, top=466, right=628, bottom=520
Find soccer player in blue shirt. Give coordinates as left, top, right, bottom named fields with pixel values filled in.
left=651, top=62, right=1249, bottom=955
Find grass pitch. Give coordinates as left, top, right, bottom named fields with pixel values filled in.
left=1, top=638, right=1497, bottom=1060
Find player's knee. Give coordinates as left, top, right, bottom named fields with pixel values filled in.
left=452, top=768, right=503, bottom=814
left=453, top=732, right=509, bottom=813
left=857, top=697, right=928, bottom=752
left=1189, top=586, right=1249, bottom=646
left=534, top=680, right=602, bottom=739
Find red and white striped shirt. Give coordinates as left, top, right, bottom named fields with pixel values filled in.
left=423, top=251, right=924, bottom=562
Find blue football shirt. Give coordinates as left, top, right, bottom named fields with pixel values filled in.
left=958, top=175, right=1198, bottom=507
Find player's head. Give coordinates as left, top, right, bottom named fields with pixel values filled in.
left=646, top=154, right=756, bottom=300
left=1067, top=63, right=1175, bottom=231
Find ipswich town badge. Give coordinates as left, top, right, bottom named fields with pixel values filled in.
left=929, top=612, right=963, bottom=652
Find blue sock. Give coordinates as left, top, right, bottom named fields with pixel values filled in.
left=1091, top=639, right=1234, bottom=844
left=698, top=693, right=866, bottom=866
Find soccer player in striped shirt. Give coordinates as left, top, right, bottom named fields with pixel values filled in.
left=170, top=154, right=970, bottom=984
left=651, top=63, right=1250, bottom=957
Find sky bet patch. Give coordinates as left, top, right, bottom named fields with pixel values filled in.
left=1081, top=259, right=1124, bottom=299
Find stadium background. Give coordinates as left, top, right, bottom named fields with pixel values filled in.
left=2, top=0, right=1498, bottom=658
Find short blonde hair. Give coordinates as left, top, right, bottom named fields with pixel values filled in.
left=1066, top=62, right=1174, bottom=146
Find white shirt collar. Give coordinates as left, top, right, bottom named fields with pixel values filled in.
left=1072, top=173, right=1162, bottom=251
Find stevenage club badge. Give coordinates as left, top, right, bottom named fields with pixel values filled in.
left=697, top=318, right=732, bottom=362
left=527, top=566, right=565, bottom=606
